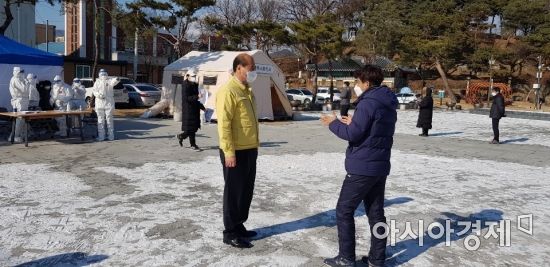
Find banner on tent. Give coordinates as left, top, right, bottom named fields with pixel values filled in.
left=255, top=64, right=274, bottom=75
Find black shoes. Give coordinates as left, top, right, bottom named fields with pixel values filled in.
left=419, top=133, right=428, bottom=137
left=239, top=230, right=258, bottom=238
left=223, top=236, right=253, bottom=248
left=323, top=255, right=356, bottom=267
left=490, top=139, right=500, bottom=144
left=361, top=256, right=383, bottom=267
left=190, top=145, right=202, bottom=152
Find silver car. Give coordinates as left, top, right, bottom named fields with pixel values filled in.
left=125, top=84, right=162, bottom=107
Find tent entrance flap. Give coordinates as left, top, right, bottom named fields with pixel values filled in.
left=270, top=85, right=288, bottom=120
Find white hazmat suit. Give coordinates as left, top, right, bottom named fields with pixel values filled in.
left=93, top=70, right=119, bottom=141
left=50, top=75, right=73, bottom=136
left=8, top=67, right=29, bottom=142
left=70, top=78, right=87, bottom=110
left=27, top=74, right=40, bottom=109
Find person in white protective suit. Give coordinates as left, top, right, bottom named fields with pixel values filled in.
left=69, top=77, right=88, bottom=128
left=92, top=69, right=119, bottom=141
left=50, top=75, right=73, bottom=136
left=8, top=67, right=29, bottom=142
left=70, top=78, right=87, bottom=110
left=27, top=73, right=40, bottom=110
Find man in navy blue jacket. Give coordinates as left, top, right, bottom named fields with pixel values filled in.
left=321, top=65, right=398, bottom=267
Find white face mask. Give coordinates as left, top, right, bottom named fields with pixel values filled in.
left=491, top=92, right=497, bottom=96
left=189, top=77, right=196, bottom=82
left=246, top=71, right=258, bottom=84
left=354, top=85, right=363, bottom=97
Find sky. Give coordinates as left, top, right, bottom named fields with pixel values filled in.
left=35, top=0, right=135, bottom=32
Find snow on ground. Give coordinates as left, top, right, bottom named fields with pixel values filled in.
left=1, top=151, right=549, bottom=266
left=295, top=110, right=550, bottom=146
left=396, top=110, right=550, bottom=146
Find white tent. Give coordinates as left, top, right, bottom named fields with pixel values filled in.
left=157, top=50, right=292, bottom=121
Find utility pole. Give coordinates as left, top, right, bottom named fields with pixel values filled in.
left=46, top=20, right=49, bottom=52
left=536, top=56, right=543, bottom=110
left=17, top=2, right=20, bottom=43
left=488, top=57, right=496, bottom=104
left=134, top=27, right=138, bottom=81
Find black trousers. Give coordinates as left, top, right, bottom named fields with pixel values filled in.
left=220, top=148, right=258, bottom=238
left=492, top=118, right=500, bottom=142
left=340, top=104, right=350, bottom=117
left=181, top=131, right=197, bottom=147
left=188, top=131, right=196, bottom=147
left=336, top=174, right=387, bottom=265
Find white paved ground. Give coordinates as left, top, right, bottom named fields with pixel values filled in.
left=1, top=110, right=549, bottom=266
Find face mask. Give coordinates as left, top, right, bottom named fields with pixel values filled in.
left=491, top=92, right=497, bottom=96
left=246, top=71, right=257, bottom=84
left=189, top=77, right=196, bottom=82
left=354, top=85, right=363, bottom=97
left=74, top=82, right=81, bottom=87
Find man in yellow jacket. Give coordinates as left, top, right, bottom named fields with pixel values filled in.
left=216, top=53, right=259, bottom=248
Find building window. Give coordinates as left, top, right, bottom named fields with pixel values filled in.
left=76, top=65, right=91, bottom=78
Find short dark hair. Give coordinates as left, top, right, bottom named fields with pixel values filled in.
left=493, top=87, right=500, bottom=93
left=344, top=81, right=350, bottom=86
left=353, top=65, right=384, bottom=86
left=233, top=54, right=253, bottom=72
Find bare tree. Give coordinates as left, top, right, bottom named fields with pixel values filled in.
left=213, top=0, right=258, bottom=26
left=281, top=0, right=338, bottom=21
left=257, top=0, right=281, bottom=22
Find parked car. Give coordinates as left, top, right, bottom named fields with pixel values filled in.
left=396, top=93, right=417, bottom=104
left=125, top=84, right=162, bottom=107
left=286, top=88, right=314, bottom=107
left=315, top=87, right=341, bottom=104
left=82, top=77, right=132, bottom=107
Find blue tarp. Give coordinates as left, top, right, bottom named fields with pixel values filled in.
left=0, top=35, right=63, bottom=66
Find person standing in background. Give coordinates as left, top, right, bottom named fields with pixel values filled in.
left=27, top=74, right=40, bottom=110
left=340, top=81, right=352, bottom=117
left=8, top=67, right=29, bottom=142
left=92, top=69, right=119, bottom=141
left=416, top=86, right=434, bottom=137
left=489, top=87, right=506, bottom=144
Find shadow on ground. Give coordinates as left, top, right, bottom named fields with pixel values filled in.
left=428, top=132, right=464, bottom=137
left=385, top=209, right=504, bottom=266
left=500, top=137, right=529, bottom=144
left=252, top=197, right=413, bottom=240
left=14, top=252, right=108, bottom=267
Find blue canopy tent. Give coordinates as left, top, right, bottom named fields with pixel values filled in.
left=0, top=35, right=64, bottom=110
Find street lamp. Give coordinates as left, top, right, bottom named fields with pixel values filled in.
left=488, top=57, right=496, bottom=103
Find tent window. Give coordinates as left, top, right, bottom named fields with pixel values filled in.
left=203, top=76, right=217, bottom=85
left=76, top=65, right=90, bottom=78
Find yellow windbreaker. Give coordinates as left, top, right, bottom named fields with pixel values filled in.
left=215, top=76, right=259, bottom=157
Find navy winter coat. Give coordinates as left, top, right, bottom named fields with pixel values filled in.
left=329, top=85, right=398, bottom=177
